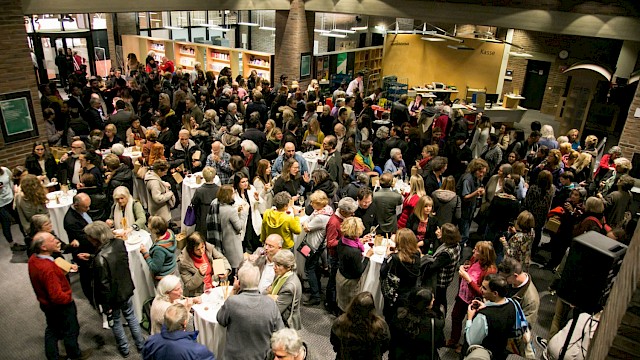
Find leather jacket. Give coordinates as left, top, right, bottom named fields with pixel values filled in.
left=93, top=238, right=135, bottom=311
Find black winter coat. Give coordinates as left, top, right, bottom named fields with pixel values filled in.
left=93, top=238, right=135, bottom=311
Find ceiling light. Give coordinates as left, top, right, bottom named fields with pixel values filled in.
left=333, top=29, right=356, bottom=34
left=351, top=26, right=368, bottom=31
left=433, top=33, right=463, bottom=43
left=447, top=45, right=458, bottom=50
left=205, top=25, right=232, bottom=32
left=259, top=26, right=276, bottom=31
left=509, top=51, right=533, bottom=57
left=163, top=25, right=183, bottom=30
left=149, top=12, right=157, bottom=15
left=422, top=37, right=446, bottom=42
left=314, top=29, right=330, bottom=33
left=321, top=32, right=347, bottom=38
left=386, top=30, right=414, bottom=34
left=375, top=25, right=385, bottom=31
left=238, top=21, right=259, bottom=26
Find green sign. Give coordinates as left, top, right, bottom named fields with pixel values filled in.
left=1, top=97, right=33, bottom=135
left=337, top=53, right=348, bottom=74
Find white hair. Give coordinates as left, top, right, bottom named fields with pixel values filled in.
left=238, top=262, right=261, bottom=290
left=155, top=275, right=182, bottom=301
left=227, top=102, right=237, bottom=111
left=223, top=88, right=233, bottom=97
left=390, top=148, right=402, bottom=158
left=112, top=186, right=132, bottom=200
left=241, top=140, right=258, bottom=154
left=541, top=125, right=555, bottom=140
left=111, top=143, right=125, bottom=156
left=270, top=328, right=304, bottom=357
left=337, top=197, right=358, bottom=213
left=272, top=250, right=296, bottom=271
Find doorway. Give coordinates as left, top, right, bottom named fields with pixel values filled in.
left=30, top=32, right=96, bottom=87
left=521, top=60, right=551, bottom=110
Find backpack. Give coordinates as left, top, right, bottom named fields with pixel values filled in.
left=139, top=296, right=155, bottom=333
left=585, top=216, right=612, bottom=235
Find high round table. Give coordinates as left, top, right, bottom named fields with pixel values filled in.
left=123, top=230, right=156, bottom=321
left=191, top=286, right=232, bottom=359
left=46, top=190, right=77, bottom=244
left=180, top=172, right=221, bottom=233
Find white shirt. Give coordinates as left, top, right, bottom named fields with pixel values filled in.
left=346, top=78, right=363, bottom=96
left=71, top=159, right=81, bottom=185
left=258, top=261, right=275, bottom=294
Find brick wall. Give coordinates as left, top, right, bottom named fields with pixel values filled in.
left=617, top=83, right=640, bottom=159
left=274, top=0, right=313, bottom=85
left=0, top=0, right=44, bottom=170
left=250, top=11, right=275, bottom=53
left=501, top=29, right=623, bottom=115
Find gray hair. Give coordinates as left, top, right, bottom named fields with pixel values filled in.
left=84, top=221, right=113, bottom=245
left=241, top=139, right=258, bottom=154
left=89, top=98, right=101, bottom=107
left=609, top=146, right=623, bottom=156
left=337, top=197, right=358, bottom=214
left=72, top=193, right=90, bottom=207
left=556, top=136, right=569, bottom=144
left=155, top=275, right=182, bottom=302
left=272, top=250, right=296, bottom=271
left=31, top=231, right=50, bottom=254
left=356, top=172, right=370, bottom=185
left=376, top=126, right=390, bottom=139
left=111, top=143, right=125, bottom=156
left=30, top=214, right=51, bottom=234
left=540, top=125, right=555, bottom=140
left=238, top=262, right=261, bottom=290
left=164, top=303, right=189, bottom=332
left=270, top=328, right=304, bottom=357
left=227, top=102, right=237, bottom=111
left=112, top=186, right=132, bottom=200
left=584, top=196, right=604, bottom=214
left=222, top=87, right=233, bottom=97
left=390, top=148, right=402, bottom=158
left=273, top=191, right=292, bottom=210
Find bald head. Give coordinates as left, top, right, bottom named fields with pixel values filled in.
left=71, top=140, right=85, bottom=155
left=284, top=142, right=296, bottom=159
left=73, top=193, right=91, bottom=213
left=264, top=234, right=284, bottom=260
left=334, top=124, right=345, bottom=137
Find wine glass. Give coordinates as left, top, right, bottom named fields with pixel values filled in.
left=298, top=195, right=305, bottom=207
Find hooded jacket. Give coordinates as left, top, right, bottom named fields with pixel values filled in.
left=143, top=230, right=177, bottom=277
left=432, top=189, right=461, bottom=225
left=303, top=205, right=334, bottom=250
left=144, top=170, right=175, bottom=222
left=142, top=327, right=215, bottom=360
left=260, top=209, right=302, bottom=249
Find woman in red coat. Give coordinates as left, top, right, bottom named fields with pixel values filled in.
left=397, top=175, right=426, bottom=229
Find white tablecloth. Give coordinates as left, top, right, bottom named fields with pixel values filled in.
left=301, top=151, right=322, bottom=175
left=46, top=190, right=76, bottom=244
left=360, top=243, right=388, bottom=313
left=180, top=172, right=221, bottom=233
left=124, top=230, right=156, bottom=321
left=192, top=286, right=231, bottom=359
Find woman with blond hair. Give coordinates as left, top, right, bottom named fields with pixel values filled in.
left=302, top=117, right=324, bottom=152
left=406, top=195, right=440, bottom=254
left=447, top=240, right=497, bottom=352
left=14, top=174, right=48, bottom=235
left=571, top=152, right=593, bottom=185
left=531, top=148, right=564, bottom=188
left=380, top=228, right=421, bottom=320
left=398, top=175, right=426, bottom=229
left=567, top=128, right=581, bottom=150
left=336, top=217, right=374, bottom=312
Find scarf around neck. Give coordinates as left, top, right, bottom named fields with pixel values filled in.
left=113, top=197, right=136, bottom=230
left=341, top=236, right=364, bottom=252
left=271, top=270, right=293, bottom=295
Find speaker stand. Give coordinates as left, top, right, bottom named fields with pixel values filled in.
left=558, top=308, right=581, bottom=360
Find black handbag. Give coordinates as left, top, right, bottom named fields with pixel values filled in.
left=381, top=260, right=401, bottom=304
left=296, top=236, right=321, bottom=259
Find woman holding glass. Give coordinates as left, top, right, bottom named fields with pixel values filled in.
left=106, top=186, right=147, bottom=231
left=233, top=172, right=263, bottom=253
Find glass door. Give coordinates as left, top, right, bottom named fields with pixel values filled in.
left=32, top=32, right=96, bottom=87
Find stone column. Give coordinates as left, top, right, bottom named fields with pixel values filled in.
left=274, top=0, right=314, bottom=87
left=0, top=0, right=45, bottom=169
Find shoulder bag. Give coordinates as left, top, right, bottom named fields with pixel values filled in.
left=381, top=259, right=401, bottom=305
left=184, top=204, right=196, bottom=226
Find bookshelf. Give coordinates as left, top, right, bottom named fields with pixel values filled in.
left=174, top=42, right=203, bottom=70
left=242, top=51, right=274, bottom=83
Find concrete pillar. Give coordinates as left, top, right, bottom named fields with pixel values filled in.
left=614, top=40, right=640, bottom=81
left=617, top=79, right=640, bottom=159
left=274, top=0, right=314, bottom=87
left=106, top=15, right=117, bottom=71
left=0, top=0, right=45, bottom=169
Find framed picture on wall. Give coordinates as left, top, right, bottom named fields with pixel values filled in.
left=300, top=52, right=312, bottom=80
left=0, top=90, right=39, bottom=144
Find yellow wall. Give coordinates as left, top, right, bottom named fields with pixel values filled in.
left=382, top=34, right=505, bottom=96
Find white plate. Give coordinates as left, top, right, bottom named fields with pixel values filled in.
left=129, top=151, right=142, bottom=157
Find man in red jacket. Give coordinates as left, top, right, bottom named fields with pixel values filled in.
left=28, top=232, right=91, bottom=360
left=324, top=197, right=358, bottom=314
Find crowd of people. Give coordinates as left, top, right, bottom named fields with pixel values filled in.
left=1, top=57, right=633, bottom=360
